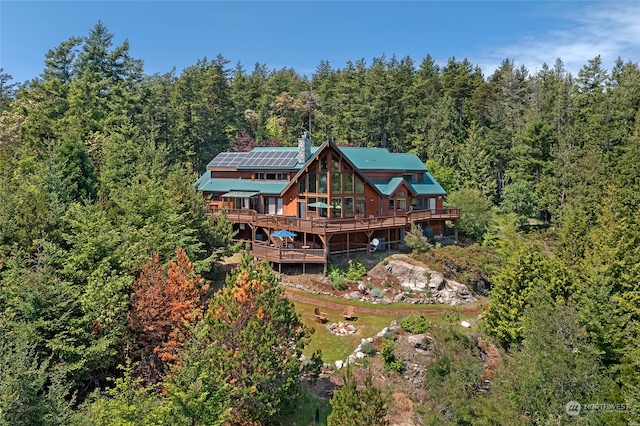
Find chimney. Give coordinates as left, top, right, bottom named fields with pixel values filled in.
left=297, top=131, right=311, bottom=163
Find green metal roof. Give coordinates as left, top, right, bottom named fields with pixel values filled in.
left=196, top=177, right=288, bottom=195
left=409, top=172, right=446, bottom=195
left=374, top=177, right=410, bottom=195
left=337, top=147, right=428, bottom=171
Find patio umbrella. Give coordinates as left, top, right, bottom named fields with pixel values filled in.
left=272, top=229, right=297, bottom=238
left=307, top=201, right=333, bottom=209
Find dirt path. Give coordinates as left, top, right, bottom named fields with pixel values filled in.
left=284, top=287, right=482, bottom=316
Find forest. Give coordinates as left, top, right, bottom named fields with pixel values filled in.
left=0, top=21, right=639, bottom=424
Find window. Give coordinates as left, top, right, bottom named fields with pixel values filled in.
left=403, top=174, right=415, bottom=182
left=320, top=155, right=328, bottom=171
left=266, top=173, right=276, bottom=180
left=332, top=158, right=340, bottom=172
left=254, top=172, right=265, bottom=180
left=332, top=197, right=342, bottom=218
left=308, top=197, right=317, bottom=212
left=356, top=203, right=365, bottom=216
left=355, top=176, right=365, bottom=193
left=397, top=191, right=406, bottom=197
left=344, top=173, right=354, bottom=193
left=277, top=173, right=288, bottom=180
left=344, top=197, right=354, bottom=218
left=331, top=173, right=342, bottom=193
left=318, top=173, right=327, bottom=193
left=389, top=199, right=394, bottom=211
left=308, top=173, right=316, bottom=193
left=397, top=199, right=406, bottom=211
left=298, top=178, right=306, bottom=193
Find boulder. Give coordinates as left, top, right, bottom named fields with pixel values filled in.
left=407, top=333, right=431, bottom=351
left=428, top=272, right=445, bottom=291
left=385, top=259, right=429, bottom=291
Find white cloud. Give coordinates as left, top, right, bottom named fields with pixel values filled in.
left=475, top=1, right=640, bottom=77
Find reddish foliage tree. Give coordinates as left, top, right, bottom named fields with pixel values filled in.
left=128, top=247, right=209, bottom=383
left=232, top=129, right=255, bottom=152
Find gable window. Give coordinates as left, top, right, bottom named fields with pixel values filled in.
left=331, top=158, right=340, bottom=172
left=344, top=173, right=354, bottom=193
left=331, top=173, right=342, bottom=193
left=320, top=155, right=328, bottom=171
left=318, top=173, right=327, bottom=193
left=355, top=176, right=364, bottom=194
left=298, top=177, right=306, bottom=193
left=308, top=173, right=317, bottom=193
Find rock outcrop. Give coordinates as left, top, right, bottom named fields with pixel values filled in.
left=376, top=255, right=477, bottom=305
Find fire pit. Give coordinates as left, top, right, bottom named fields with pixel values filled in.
left=327, top=322, right=357, bottom=336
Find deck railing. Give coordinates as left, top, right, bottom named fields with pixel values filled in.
left=207, top=205, right=459, bottom=234
left=252, top=242, right=325, bottom=263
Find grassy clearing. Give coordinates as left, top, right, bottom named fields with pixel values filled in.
left=295, top=301, right=402, bottom=362
left=291, top=293, right=480, bottom=363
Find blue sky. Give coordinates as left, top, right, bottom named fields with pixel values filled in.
left=2, top=1, right=639, bottom=85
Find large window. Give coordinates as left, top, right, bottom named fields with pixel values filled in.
left=331, top=173, right=342, bottom=193
left=332, top=197, right=342, bottom=218
left=355, top=176, right=365, bottom=193
left=298, top=178, right=306, bottom=193
left=318, top=173, right=327, bottom=193
left=331, top=158, right=340, bottom=172
left=397, top=199, right=406, bottom=211
left=320, top=155, right=328, bottom=171
left=308, top=173, right=316, bottom=193
left=344, top=197, right=354, bottom=218
left=344, top=173, right=354, bottom=193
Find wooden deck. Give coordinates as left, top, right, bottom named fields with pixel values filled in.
left=208, top=206, right=459, bottom=270
left=207, top=206, right=460, bottom=236
left=252, top=243, right=325, bottom=264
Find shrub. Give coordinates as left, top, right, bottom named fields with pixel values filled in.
left=360, top=341, right=376, bottom=356
left=369, top=287, right=385, bottom=299
left=405, top=223, right=432, bottom=254
left=328, top=265, right=348, bottom=291
left=380, top=341, right=403, bottom=372
left=400, top=314, right=431, bottom=334
left=383, top=331, right=396, bottom=341
left=345, top=260, right=367, bottom=282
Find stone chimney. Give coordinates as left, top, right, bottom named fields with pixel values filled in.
left=297, top=132, right=311, bottom=163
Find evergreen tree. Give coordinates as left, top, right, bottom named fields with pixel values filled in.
left=192, top=252, right=321, bottom=423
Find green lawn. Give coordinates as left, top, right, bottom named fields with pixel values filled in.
left=289, top=289, right=480, bottom=363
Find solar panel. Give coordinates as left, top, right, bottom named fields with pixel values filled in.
left=208, top=149, right=302, bottom=169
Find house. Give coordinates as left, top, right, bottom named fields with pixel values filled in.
left=195, top=133, right=460, bottom=273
